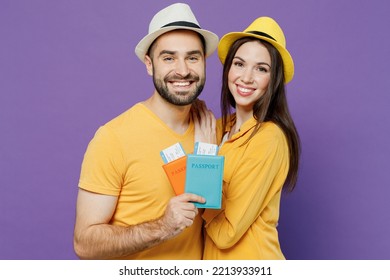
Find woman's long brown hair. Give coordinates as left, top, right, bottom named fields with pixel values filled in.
left=220, top=37, right=301, bottom=192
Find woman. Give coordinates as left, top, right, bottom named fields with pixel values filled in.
left=195, top=16, right=300, bottom=259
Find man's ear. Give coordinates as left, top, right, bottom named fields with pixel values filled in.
left=144, top=55, right=153, bottom=76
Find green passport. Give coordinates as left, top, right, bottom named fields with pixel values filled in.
left=184, top=154, right=224, bottom=209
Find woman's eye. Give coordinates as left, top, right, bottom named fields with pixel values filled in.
left=233, top=61, right=243, bottom=67
left=257, top=66, right=269, bottom=73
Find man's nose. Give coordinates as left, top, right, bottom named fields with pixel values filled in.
left=174, top=59, right=190, bottom=77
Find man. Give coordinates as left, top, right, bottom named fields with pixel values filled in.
left=73, top=3, right=218, bottom=259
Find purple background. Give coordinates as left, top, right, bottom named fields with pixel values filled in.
left=1, top=0, right=389, bottom=260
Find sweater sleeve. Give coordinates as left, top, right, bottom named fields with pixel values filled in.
left=203, top=125, right=289, bottom=249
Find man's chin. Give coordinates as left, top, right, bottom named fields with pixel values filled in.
left=171, top=99, right=195, bottom=106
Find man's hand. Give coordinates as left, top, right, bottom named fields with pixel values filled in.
left=161, top=193, right=206, bottom=237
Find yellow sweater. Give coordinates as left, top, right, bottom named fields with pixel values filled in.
left=203, top=117, right=289, bottom=259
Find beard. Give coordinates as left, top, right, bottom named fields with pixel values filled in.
left=153, top=72, right=205, bottom=106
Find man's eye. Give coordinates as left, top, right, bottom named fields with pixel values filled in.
left=188, top=56, right=199, bottom=61
left=163, top=57, right=174, bottom=62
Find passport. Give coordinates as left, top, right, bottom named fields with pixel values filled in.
left=184, top=154, right=224, bottom=209
left=162, top=156, right=187, bottom=195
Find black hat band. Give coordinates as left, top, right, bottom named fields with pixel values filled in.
left=246, top=31, right=276, bottom=42
left=162, top=21, right=201, bottom=29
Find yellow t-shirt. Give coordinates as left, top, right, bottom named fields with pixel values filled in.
left=203, top=117, right=289, bottom=260
left=79, top=103, right=203, bottom=259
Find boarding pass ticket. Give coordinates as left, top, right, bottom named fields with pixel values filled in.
left=160, top=142, right=186, bottom=164
left=194, top=142, right=218, bottom=156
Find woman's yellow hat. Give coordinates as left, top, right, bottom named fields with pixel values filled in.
left=218, top=17, right=294, bottom=84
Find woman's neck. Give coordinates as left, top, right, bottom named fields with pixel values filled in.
left=227, top=109, right=251, bottom=139
left=234, top=108, right=253, bottom=131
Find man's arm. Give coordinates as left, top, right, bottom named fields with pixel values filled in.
left=73, top=189, right=204, bottom=259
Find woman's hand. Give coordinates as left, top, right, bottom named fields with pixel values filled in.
left=191, top=99, right=217, bottom=144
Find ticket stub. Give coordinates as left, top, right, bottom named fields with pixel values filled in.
left=194, top=142, right=218, bottom=156
left=160, top=142, right=186, bottom=163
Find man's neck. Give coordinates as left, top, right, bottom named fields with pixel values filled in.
left=143, top=93, right=191, bottom=134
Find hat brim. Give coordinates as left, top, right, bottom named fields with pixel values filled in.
left=218, top=32, right=294, bottom=84
left=135, top=26, right=219, bottom=62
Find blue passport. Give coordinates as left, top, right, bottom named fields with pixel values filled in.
left=184, top=154, right=224, bottom=209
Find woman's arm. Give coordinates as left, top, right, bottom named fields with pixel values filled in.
left=191, top=99, right=217, bottom=144
left=203, top=127, right=289, bottom=249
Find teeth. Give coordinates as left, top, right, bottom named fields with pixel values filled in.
left=238, top=86, right=252, bottom=93
left=173, top=82, right=190, bottom=87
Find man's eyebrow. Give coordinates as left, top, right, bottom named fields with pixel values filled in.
left=158, top=50, right=176, bottom=57
left=187, top=50, right=203, bottom=56
left=158, top=50, right=203, bottom=57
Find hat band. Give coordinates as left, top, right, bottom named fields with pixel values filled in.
left=162, top=21, right=201, bottom=29
left=246, top=31, right=276, bottom=42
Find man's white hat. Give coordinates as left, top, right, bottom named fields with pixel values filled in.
left=135, top=3, right=219, bottom=61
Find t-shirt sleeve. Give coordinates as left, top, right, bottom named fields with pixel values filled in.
left=78, top=125, right=125, bottom=196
